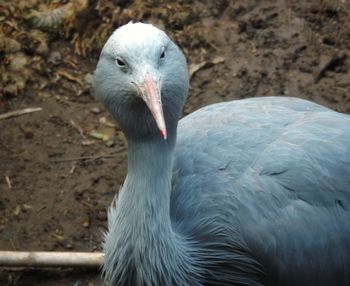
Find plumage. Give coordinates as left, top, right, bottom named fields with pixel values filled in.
left=94, top=22, right=350, bottom=286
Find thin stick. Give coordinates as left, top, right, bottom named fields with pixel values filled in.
left=0, top=107, right=43, bottom=120
left=0, top=251, right=103, bottom=268
left=70, top=119, right=86, bottom=138
left=5, top=175, right=12, bottom=189
left=50, top=154, right=116, bottom=163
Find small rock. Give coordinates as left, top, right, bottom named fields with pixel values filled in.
left=84, top=73, right=94, bottom=86
left=105, top=139, right=115, bottom=147
left=90, top=107, right=101, bottom=114
left=81, top=217, right=90, bottom=228
left=48, top=51, right=62, bottom=66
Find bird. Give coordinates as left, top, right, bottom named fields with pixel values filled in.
left=94, top=22, right=350, bottom=286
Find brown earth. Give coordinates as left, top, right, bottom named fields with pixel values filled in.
left=0, top=0, right=349, bottom=285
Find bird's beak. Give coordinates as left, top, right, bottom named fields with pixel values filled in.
left=137, top=73, right=167, bottom=140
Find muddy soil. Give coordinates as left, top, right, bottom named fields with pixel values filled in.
left=1, top=0, right=349, bottom=285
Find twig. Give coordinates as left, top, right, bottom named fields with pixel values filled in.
left=189, top=56, right=225, bottom=79
left=0, top=251, right=103, bottom=268
left=70, top=119, right=86, bottom=138
left=50, top=154, right=116, bottom=163
left=5, top=176, right=12, bottom=189
left=69, top=163, right=76, bottom=174
left=0, top=107, right=43, bottom=120
left=57, top=69, right=82, bottom=84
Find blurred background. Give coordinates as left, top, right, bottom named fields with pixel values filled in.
left=0, top=0, right=349, bottom=285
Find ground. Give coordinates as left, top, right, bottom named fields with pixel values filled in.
left=0, top=0, right=349, bottom=285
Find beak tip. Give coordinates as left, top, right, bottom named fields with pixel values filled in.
left=159, top=129, right=167, bottom=140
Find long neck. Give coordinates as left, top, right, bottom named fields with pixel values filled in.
left=103, top=135, right=202, bottom=285
left=125, top=137, right=175, bottom=239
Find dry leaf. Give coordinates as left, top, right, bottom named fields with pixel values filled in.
left=99, top=116, right=116, bottom=128
left=14, top=205, right=21, bottom=216
left=89, top=131, right=110, bottom=141
left=81, top=217, right=90, bottom=228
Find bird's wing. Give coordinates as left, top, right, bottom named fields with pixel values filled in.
left=172, top=96, right=350, bottom=285
left=174, top=96, right=350, bottom=211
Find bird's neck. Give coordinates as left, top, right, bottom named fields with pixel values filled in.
left=126, top=138, right=175, bottom=234
left=104, top=136, right=202, bottom=285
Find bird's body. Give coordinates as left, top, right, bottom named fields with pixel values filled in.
left=173, top=96, right=350, bottom=285
left=95, top=23, right=350, bottom=286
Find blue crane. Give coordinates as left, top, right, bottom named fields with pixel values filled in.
left=94, top=22, right=350, bottom=286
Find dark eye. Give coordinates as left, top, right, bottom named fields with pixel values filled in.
left=160, top=49, right=165, bottom=59
left=116, top=57, right=126, bottom=67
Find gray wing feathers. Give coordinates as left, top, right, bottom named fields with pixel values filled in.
left=171, top=97, right=350, bottom=285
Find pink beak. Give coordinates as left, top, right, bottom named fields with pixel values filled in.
left=138, top=73, right=167, bottom=139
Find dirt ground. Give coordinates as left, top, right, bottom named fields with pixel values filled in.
left=0, top=0, right=349, bottom=285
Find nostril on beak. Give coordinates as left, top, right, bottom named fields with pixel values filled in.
left=131, top=81, right=141, bottom=95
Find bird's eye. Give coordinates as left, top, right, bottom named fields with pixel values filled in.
left=160, top=49, right=165, bottom=60
left=116, top=57, right=126, bottom=67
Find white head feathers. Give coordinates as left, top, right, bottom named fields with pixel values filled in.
left=104, top=22, right=169, bottom=58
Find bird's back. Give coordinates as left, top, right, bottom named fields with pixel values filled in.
left=171, top=96, right=350, bottom=285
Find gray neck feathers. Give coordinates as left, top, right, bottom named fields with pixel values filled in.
left=103, top=133, right=202, bottom=285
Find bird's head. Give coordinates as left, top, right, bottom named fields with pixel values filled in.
left=94, top=22, right=189, bottom=141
